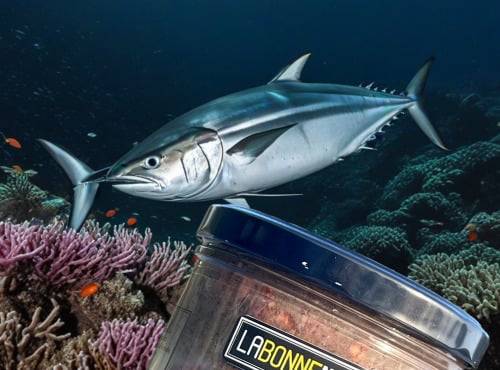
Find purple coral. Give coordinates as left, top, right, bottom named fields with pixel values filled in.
left=92, top=318, right=165, bottom=369
left=0, top=221, right=48, bottom=275
left=0, top=220, right=151, bottom=287
left=135, top=239, right=191, bottom=297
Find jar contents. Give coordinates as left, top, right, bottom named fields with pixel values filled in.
left=152, top=254, right=467, bottom=370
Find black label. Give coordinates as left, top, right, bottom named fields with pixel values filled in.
left=224, top=316, right=363, bottom=370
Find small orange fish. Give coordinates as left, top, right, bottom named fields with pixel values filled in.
left=126, top=217, right=137, bottom=226
left=80, top=283, right=100, bottom=298
left=468, top=230, right=478, bottom=242
left=11, top=165, right=23, bottom=172
left=105, top=209, right=117, bottom=218
left=5, top=138, right=21, bottom=149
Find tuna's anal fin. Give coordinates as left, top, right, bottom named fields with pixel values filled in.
left=225, top=198, right=250, bottom=208
left=37, top=139, right=99, bottom=230
left=225, top=193, right=302, bottom=208
left=226, top=123, right=297, bottom=164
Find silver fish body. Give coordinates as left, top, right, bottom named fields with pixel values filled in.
left=39, top=54, right=446, bottom=229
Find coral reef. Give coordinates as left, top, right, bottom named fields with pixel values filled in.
left=415, top=230, right=470, bottom=256
left=0, top=220, right=150, bottom=288
left=0, top=298, right=70, bottom=370
left=91, top=318, right=165, bottom=369
left=0, top=218, right=192, bottom=369
left=135, top=239, right=191, bottom=306
left=367, top=191, right=466, bottom=245
left=47, top=329, right=115, bottom=369
left=311, top=136, right=500, bottom=263
left=377, top=139, right=500, bottom=212
left=408, top=252, right=499, bottom=322
left=68, top=273, right=146, bottom=333
left=332, top=225, right=414, bottom=274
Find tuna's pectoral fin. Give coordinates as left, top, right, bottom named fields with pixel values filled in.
left=226, top=123, right=297, bottom=164
left=37, top=139, right=99, bottom=230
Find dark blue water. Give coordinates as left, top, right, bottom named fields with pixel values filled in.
left=1, top=0, right=498, bottom=242
left=1, top=2, right=499, bottom=367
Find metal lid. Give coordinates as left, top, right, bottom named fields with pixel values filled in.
left=196, top=204, right=489, bottom=367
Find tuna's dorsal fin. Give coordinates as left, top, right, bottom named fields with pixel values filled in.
left=268, top=53, right=311, bottom=83
left=226, top=123, right=297, bottom=164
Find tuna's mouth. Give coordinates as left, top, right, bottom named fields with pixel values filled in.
left=106, top=175, right=154, bottom=184
left=108, top=175, right=163, bottom=193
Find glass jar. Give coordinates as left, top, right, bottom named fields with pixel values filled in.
left=150, top=204, right=489, bottom=370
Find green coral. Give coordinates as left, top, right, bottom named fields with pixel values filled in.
left=399, top=192, right=466, bottom=226
left=367, top=209, right=404, bottom=227
left=416, top=230, right=470, bottom=256
left=0, top=166, right=46, bottom=202
left=379, top=140, right=500, bottom=210
left=0, top=166, right=69, bottom=223
left=370, top=191, right=465, bottom=227
left=459, top=243, right=500, bottom=265
left=367, top=191, right=466, bottom=249
left=337, top=225, right=414, bottom=274
left=409, top=251, right=500, bottom=322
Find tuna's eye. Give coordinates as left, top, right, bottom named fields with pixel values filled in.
left=142, top=156, right=161, bottom=169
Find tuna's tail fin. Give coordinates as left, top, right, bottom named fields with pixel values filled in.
left=405, top=57, right=448, bottom=150
left=38, top=139, right=100, bottom=230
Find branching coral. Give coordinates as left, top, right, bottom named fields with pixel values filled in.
left=50, top=330, right=116, bottom=370
left=91, top=318, right=165, bottom=369
left=0, top=219, right=151, bottom=288
left=0, top=217, right=192, bottom=368
left=0, top=298, right=70, bottom=369
left=409, top=252, right=500, bottom=321
left=135, top=238, right=191, bottom=305
left=0, top=221, right=46, bottom=276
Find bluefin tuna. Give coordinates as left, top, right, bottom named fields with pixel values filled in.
left=39, top=54, right=446, bottom=229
